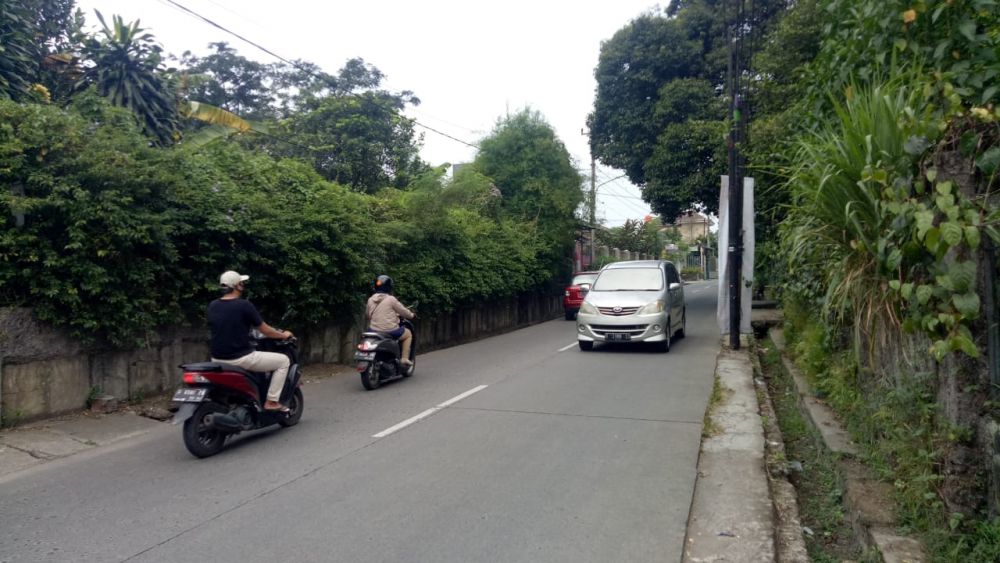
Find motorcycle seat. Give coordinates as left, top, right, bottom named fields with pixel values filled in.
left=180, top=361, right=257, bottom=377
left=362, top=330, right=398, bottom=340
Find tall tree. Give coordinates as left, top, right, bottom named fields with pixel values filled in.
left=474, top=109, right=584, bottom=275
left=589, top=0, right=789, bottom=220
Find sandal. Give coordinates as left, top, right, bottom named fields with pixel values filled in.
left=264, top=401, right=290, bottom=413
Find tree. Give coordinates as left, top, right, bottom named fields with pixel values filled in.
left=589, top=0, right=790, bottom=221
left=178, top=42, right=277, bottom=121
left=474, top=109, right=584, bottom=275
left=79, top=12, right=177, bottom=145
left=269, top=91, right=426, bottom=192
left=597, top=217, right=663, bottom=255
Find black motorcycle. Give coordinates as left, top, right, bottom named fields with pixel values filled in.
left=171, top=336, right=303, bottom=458
left=354, top=318, right=416, bottom=390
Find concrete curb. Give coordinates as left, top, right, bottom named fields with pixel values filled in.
left=749, top=341, right=810, bottom=563
left=684, top=344, right=775, bottom=562
left=769, top=327, right=926, bottom=563
left=0, top=412, right=164, bottom=479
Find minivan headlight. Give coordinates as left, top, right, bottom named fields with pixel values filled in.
left=637, top=300, right=665, bottom=315
left=579, top=301, right=598, bottom=315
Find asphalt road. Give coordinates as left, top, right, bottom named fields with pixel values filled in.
left=0, top=280, right=720, bottom=563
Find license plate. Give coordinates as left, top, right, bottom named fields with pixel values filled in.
left=172, top=387, right=208, bottom=402
left=355, top=352, right=374, bottom=360
left=606, top=332, right=631, bottom=342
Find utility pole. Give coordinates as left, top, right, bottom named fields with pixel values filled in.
left=590, top=150, right=597, bottom=268
left=726, top=0, right=748, bottom=350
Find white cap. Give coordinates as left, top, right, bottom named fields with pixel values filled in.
left=219, top=270, right=249, bottom=289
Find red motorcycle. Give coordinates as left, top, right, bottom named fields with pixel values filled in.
left=171, top=337, right=304, bottom=458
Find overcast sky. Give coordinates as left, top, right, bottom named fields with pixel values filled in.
left=73, top=0, right=661, bottom=226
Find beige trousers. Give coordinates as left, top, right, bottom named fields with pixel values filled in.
left=213, top=351, right=290, bottom=402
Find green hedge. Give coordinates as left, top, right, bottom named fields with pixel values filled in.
left=0, top=97, right=560, bottom=348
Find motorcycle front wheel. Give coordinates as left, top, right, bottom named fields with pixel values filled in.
left=182, top=401, right=227, bottom=458
left=360, top=363, right=381, bottom=390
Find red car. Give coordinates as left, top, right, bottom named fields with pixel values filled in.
left=563, top=271, right=600, bottom=320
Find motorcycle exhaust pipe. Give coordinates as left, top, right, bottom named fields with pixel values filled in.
left=205, top=413, right=242, bottom=433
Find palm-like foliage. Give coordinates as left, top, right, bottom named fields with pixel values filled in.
left=79, top=11, right=176, bottom=145
left=781, top=82, right=934, bottom=345
left=0, top=2, right=40, bottom=100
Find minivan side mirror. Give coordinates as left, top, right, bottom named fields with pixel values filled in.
left=669, top=282, right=682, bottom=291
left=580, top=284, right=591, bottom=294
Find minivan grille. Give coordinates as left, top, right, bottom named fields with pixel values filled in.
left=598, top=306, right=639, bottom=316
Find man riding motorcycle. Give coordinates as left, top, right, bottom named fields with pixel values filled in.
left=207, top=270, right=293, bottom=412
left=365, top=275, right=415, bottom=366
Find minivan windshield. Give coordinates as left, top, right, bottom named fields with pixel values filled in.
left=592, top=268, right=663, bottom=291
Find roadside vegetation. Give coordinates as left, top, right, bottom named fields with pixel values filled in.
left=592, top=0, right=999, bottom=559
left=758, top=338, right=864, bottom=562
left=0, top=1, right=583, bottom=348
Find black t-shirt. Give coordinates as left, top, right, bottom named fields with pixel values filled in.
left=207, top=298, right=263, bottom=360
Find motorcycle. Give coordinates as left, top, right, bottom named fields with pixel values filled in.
left=171, top=335, right=304, bottom=458
left=354, top=317, right=416, bottom=390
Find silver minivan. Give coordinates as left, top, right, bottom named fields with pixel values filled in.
left=576, top=260, right=685, bottom=352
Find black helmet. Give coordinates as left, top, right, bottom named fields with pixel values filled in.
left=374, top=274, right=393, bottom=294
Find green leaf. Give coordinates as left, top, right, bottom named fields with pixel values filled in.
left=890, top=280, right=902, bottom=291
left=904, top=136, right=931, bottom=156
left=915, top=210, right=935, bottom=240
left=936, top=181, right=953, bottom=196
left=925, top=227, right=941, bottom=252
left=983, top=86, right=999, bottom=105
left=926, top=168, right=938, bottom=183
left=950, top=261, right=977, bottom=293
left=950, top=334, right=979, bottom=357
left=931, top=339, right=950, bottom=360
left=958, top=20, right=978, bottom=42
left=901, top=283, right=914, bottom=300
left=917, top=285, right=934, bottom=305
left=940, top=222, right=963, bottom=246
left=953, top=292, right=981, bottom=319
left=965, top=226, right=981, bottom=249
left=976, top=147, right=1000, bottom=175
left=887, top=248, right=903, bottom=270
left=937, top=274, right=956, bottom=292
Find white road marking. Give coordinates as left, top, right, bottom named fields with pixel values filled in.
left=558, top=342, right=577, bottom=352
left=372, top=385, right=489, bottom=438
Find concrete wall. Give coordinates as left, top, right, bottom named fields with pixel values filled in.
left=0, top=292, right=561, bottom=422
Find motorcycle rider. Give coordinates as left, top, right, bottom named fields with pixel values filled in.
left=208, top=270, right=294, bottom=412
left=365, top=275, right=415, bottom=366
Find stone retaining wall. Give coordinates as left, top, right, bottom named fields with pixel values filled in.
left=0, top=292, right=560, bottom=423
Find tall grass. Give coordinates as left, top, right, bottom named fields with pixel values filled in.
left=781, top=81, right=935, bottom=355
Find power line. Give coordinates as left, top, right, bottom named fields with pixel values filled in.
left=158, top=0, right=480, bottom=149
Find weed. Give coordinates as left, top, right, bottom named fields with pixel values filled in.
left=759, top=336, right=861, bottom=562
left=702, top=373, right=724, bottom=438
left=86, top=385, right=102, bottom=407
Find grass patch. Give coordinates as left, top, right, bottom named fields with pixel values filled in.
left=758, top=338, right=864, bottom=562
left=783, top=302, right=1000, bottom=562
left=702, top=372, right=725, bottom=438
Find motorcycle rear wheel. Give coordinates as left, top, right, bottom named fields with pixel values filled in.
left=361, top=364, right=381, bottom=390
left=278, top=388, right=304, bottom=427
left=182, top=402, right=227, bottom=458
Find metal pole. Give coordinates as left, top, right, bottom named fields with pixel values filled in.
left=590, top=157, right=597, bottom=267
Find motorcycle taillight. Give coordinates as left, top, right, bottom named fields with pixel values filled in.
left=183, top=372, right=210, bottom=384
